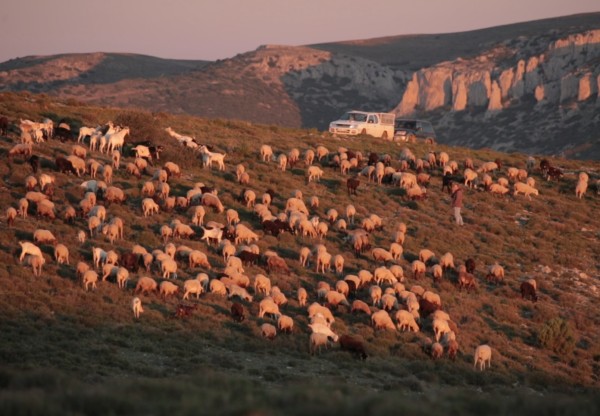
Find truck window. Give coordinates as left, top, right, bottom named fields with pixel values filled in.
left=368, top=115, right=377, bottom=124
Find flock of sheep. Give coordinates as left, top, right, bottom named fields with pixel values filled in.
left=5, top=116, right=596, bottom=371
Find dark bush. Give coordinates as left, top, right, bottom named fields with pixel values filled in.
left=538, top=318, right=576, bottom=357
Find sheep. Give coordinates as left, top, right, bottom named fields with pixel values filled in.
left=104, top=186, right=126, bottom=205
left=412, top=260, right=426, bottom=279
left=159, top=281, right=179, bottom=299
left=82, top=270, right=99, bottom=291
left=325, top=290, right=350, bottom=308
left=474, top=344, right=492, bottom=370
left=419, top=249, right=435, bottom=264
left=338, top=334, right=368, bottom=360
left=308, top=323, right=339, bottom=342
left=133, top=277, right=157, bottom=296
left=463, top=168, right=478, bottom=188
left=371, top=310, right=396, bottom=331
left=513, top=182, right=539, bottom=199
left=227, top=284, right=253, bottom=302
left=431, top=342, right=444, bottom=360
left=131, top=297, right=144, bottom=319
left=314, top=251, right=331, bottom=274
left=575, top=179, right=588, bottom=199
left=351, top=299, right=371, bottom=315
left=486, top=263, right=505, bottom=284
left=497, top=177, right=509, bottom=187
left=8, top=143, right=33, bottom=158
left=277, top=315, right=294, bottom=333
left=477, top=161, right=498, bottom=174
left=54, top=244, right=69, bottom=265
left=102, top=223, right=120, bottom=245
left=426, top=317, right=449, bottom=343
left=260, top=144, right=273, bottom=162
left=33, top=229, right=56, bottom=245
left=458, top=271, right=477, bottom=292
left=306, top=308, right=334, bottom=332
left=520, top=279, right=538, bottom=302
left=489, top=183, right=510, bottom=196
left=296, top=287, right=308, bottom=307
left=395, top=309, right=420, bottom=332
left=6, top=207, right=17, bottom=227
left=189, top=250, right=211, bottom=269
left=209, top=279, right=227, bottom=296
left=306, top=166, right=324, bottom=183
left=160, top=259, right=178, bottom=279
left=259, top=297, right=281, bottom=320
left=18, top=198, right=29, bottom=219
left=173, top=223, right=195, bottom=239
left=201, top=193, right=225, bottom=213
left=36, top=199, right=56, bottom=220
left=234, top=224, right=259, bottom=245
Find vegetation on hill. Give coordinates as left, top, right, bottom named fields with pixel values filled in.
left=0, top=92, right=599, bottom=414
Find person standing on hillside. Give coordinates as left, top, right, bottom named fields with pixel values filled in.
left=451, top=182, right=464, bottom=226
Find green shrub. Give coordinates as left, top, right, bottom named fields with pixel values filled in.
left=537, top=318, right=576, bottom=357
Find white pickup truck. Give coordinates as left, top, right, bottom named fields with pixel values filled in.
left=329, top=110, right=395, bottom=140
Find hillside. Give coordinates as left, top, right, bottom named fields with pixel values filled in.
left=1, top=92, right=600, bottom=413
left=1, top=14, right=600, bottom=159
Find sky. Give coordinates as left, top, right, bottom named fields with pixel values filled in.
left=0, top=0, right=598, bottom=63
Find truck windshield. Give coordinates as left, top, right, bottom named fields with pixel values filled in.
left=342, top=112, right=367, bottom=122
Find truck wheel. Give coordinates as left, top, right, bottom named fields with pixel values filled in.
left=360, top=129, right=367, bottom=135
left=381, top=131, right=388, bottom=140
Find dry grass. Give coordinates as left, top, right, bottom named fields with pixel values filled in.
left=0, top=92, right=599, bottom=414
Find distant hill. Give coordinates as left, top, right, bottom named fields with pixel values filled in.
left=1, top=13, right=599, bottom=158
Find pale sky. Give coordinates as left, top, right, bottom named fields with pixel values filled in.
left=0, top=0, right=598, bottom=63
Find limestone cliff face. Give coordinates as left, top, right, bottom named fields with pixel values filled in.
left=394, top=29, right=600, bottom=116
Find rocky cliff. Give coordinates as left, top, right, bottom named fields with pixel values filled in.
left=1, top=14, right=599, bottom=158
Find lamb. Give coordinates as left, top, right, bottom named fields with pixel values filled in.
left=371, top=310, right=396, bottom=331
left=54, top=244, right=70, bottom=265
left=82, top=270, right=99, bottom=291
left=513, top=182, right=539, bottom=199
left=132, top=297, right=144, bottom=319
left=473, top=344, right=492, bottom=370
left=258, top=297, right=281, bottom=319
left=159, top=281, right=179, bottom=299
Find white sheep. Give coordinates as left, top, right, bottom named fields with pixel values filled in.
left=18, top=242, right=42, bottom=263
left=297, top=287, right=308, bottom=307
left=308, top=322, right=339, bottom=342
left=474, top=344, right=492, bottom=370
left=309, top=332, right=330, bottom=355
left=54, top=244, right=70, bottom=265
left=259, top=297, right=281, bottom=319
left=514, top=182, right=539, bottom=199
left=395, top=309, right=420, bottom=332
left=371, top=310, right=396, bottom=331
left=261, top=323, right=277, bottom=340
left=575, top=179, right=588, bottom=199
left=82, top=270, right=99, bottom=291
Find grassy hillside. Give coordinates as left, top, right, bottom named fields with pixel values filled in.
left=0, top=92, right=599, bottom=415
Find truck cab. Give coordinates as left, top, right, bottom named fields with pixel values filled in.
left=329, top=111, right=395, bottom=140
